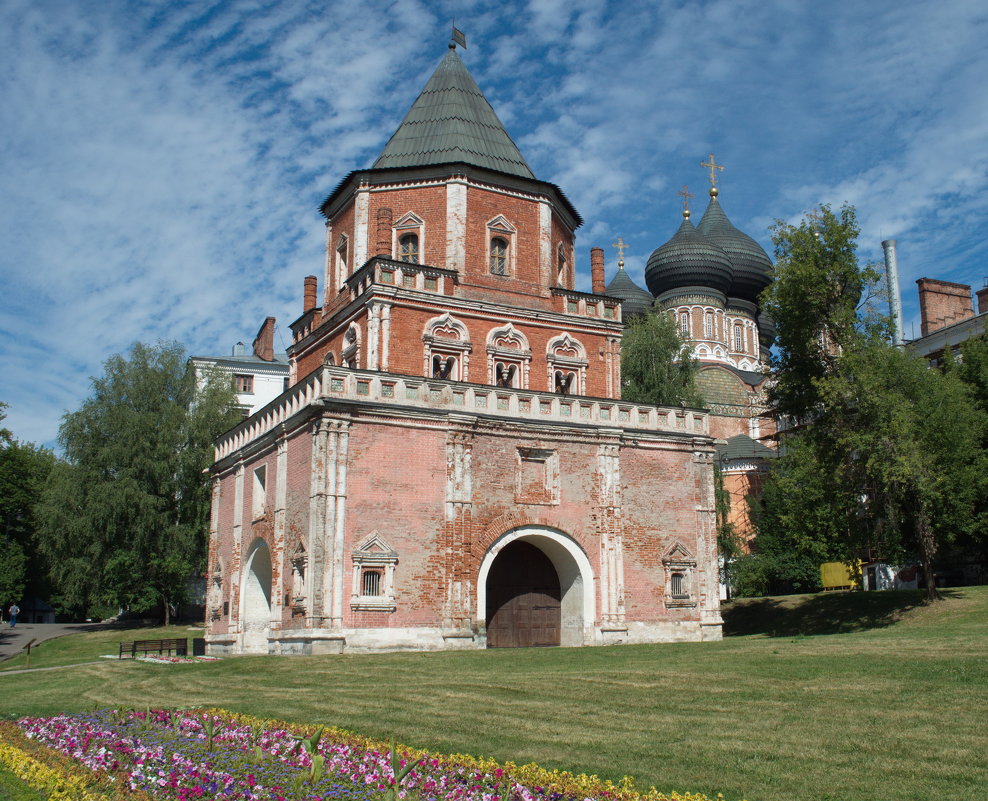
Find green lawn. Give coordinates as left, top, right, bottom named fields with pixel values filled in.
left=1, top=588, right=986, bottom=801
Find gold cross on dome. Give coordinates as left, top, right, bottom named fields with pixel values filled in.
left=700, top=154, right=724, bottom=187
left=677, top=184, right=694, bottom=212
left=613, top=236, right=628, bottom=265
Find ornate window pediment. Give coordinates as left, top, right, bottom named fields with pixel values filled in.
left=487, top=323, right=530, bottom=354
left=547, top=333, right=588, bottom=394
left=662, top=541, right=698, bottom=608
left=423, top=313, right=472, bottom=380
left=351, top=531, right=398, bottom=611
left=487, top=323, right=531, bottom=388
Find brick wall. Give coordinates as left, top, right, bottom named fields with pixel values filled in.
left=917, top=278, right=974, bottom=335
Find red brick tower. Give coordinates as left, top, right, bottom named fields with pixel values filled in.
left=288, top=45, right=623, bottom=397
left=205, top=44, right=723, bottom=655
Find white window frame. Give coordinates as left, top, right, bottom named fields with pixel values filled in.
left=393, top=212, right=424, bottom=264
left=487, top=216, right=516, bottom=277
left=351, top=532, right=398, bottom=611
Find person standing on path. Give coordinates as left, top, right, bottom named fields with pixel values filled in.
left=8, top=603, right=19, bottom=628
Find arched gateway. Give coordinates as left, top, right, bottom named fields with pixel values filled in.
left=240, top=538, right=272, bottom=653
left=478, top=527, right=594, bottom=648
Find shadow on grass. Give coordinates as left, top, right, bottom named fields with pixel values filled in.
left=721, top=589, right=951, bottom=637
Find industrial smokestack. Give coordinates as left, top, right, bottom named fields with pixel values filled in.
left=881, top=239, right=905, bottom=346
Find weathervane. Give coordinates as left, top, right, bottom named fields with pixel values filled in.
left=613, top=236, right=628, bottom=268
left=677, top=184, right=694, bottom=216
left=700, top=153, right=724, bottom=193
left=450, top=23, right=467, bottom=49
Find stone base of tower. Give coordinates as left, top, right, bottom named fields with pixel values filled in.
left=206, top=620, right=723, bottom=656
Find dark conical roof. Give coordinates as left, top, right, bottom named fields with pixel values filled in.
left=715, top=433, right=776, bottom=462
left=372, top=48, right=536, bottom=179
left=644, top=214, right=734, bottom=298
left=605, top=266, right=654, bottom=318
left=696, top=193, right=772, bottom=303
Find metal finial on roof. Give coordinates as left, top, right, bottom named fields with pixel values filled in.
left=700, top=153, right=724, bottom=195
left=807, top=209, right=824, bottom=239
left=613, top=236, right=628, bottom=268
left=451, top=24, right=467, bottom=49
left=677, top=184, right=694, bottom=218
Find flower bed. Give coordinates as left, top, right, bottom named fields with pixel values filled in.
left=5, top=709, right=720, bottom=801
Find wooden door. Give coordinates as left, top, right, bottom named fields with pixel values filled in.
left=486, top=541, right=561, bottom=648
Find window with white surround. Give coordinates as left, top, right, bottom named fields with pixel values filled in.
left=486, top=323, right=531, bottom=388
left=662, top=542, right=697, bottom=608
left=680, top=311, right=690, bottom=336
left=252, top=465, right=266, bottom=520
left=546, top=333, right=588, bottom=395
left=393, top=212, right=424, bottom=264
left=423, top=312, right=471, bottom=381
left=487, top=216, right=516, bottom=276
left=734, top=324, right=744, bottom=353
left=704, top=313, right=713, bottom=339
left=351, top=532, right=398, bottom=611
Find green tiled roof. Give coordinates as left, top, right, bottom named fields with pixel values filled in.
left=372, top=48, right=536, bottom=179
left=715, top=433, right=776, bottom=462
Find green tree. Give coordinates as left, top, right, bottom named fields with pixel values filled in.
left=761, top=203, right=885, bottom=424
left=0, top=437, right=57, bottom=606
left=0, top=402, right=12, bottom=445
left=621, top=309, right=702, bottom=407
left=36, top=342, right=241, bottom=622
left=753, top=204, right=986, bottom=600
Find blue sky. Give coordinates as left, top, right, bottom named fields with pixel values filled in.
left=2, top=0, right=987, bottom=447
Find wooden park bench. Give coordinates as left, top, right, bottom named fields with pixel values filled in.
left=118, top=637, right=188, bottom=659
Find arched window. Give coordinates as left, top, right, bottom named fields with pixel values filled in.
left=398, top=233, right=419, bottom=264
left=494, top=361, right=518, bottom=387
left=734, top=325, right=744, bottom=353
left=336, top=235, right=349, bottom=293
left=556, top=244, right=567, bottom=286
left=554, top=370, right=575, bottom=394
left=490, top=237, right=508, bottom=275
left=704, top=313, right=713, bottom=339
left=423, top=313, right=471, bottom=381
left=680, top=311, right=690, bottom=336
left=432, top=354, right=457, bottom=380
left=546, top=333, right=587, bottom=395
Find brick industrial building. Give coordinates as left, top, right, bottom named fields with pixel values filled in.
left=205, top=43, right=773, bottom=654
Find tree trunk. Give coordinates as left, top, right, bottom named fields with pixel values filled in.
left=163, top=594, right=170, bottom=626
left=915, top=512, right=939, bottom=602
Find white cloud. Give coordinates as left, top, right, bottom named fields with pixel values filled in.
left=2, top=0, right=987, bottom=444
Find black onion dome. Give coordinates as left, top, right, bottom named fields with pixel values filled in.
left=644, top=214, right=734, bottom=298
left=605, top=267, right=654, bottom=318
left=696, top=194, right=772, bottom=303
